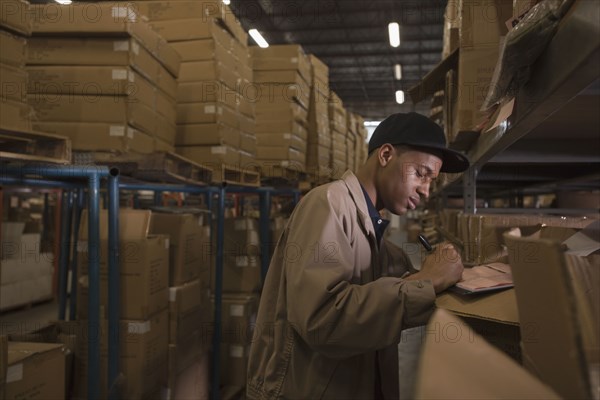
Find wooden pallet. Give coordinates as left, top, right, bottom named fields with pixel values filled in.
left=73, top=151, right=213, bottom=186
left=0, top=128, right=71, bottom=164
left=212, top=164, right=260, bottom=187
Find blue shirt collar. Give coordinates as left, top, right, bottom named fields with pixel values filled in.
left=360, top=185, right=390, bottom=244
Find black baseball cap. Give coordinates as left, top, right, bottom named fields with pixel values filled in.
left=368, top=112, right=470, bottom=173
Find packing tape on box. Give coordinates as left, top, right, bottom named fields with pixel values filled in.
left=204, top=105, right=216, bottom=114
left=109, top=125, right=125, bottom=137
left=113, top=40, right=129, bottom=52
left=127, top=321, right=150, bottom=334
left=236, top=256, right=249, bottom=267
left=112, top=68, right=128, bottom=80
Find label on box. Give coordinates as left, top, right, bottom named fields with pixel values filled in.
left=169, top=287, right=177, bottom=302
left=112, top=6, right=136, bottom=22
left=211, top=146, right=226, bottom=155
left=112, top=68, right=128, bottom=80
left=229, top=345, right=244, bottom=358
left=204, top=105, right=216, bottom=114
left=109, top=125, right=125, bottom=137
left=128, top=72, right=135, bottom=83
left=7, top=364, right=23, bottom=383
left=290, top=57, right=298, bottom=64
left=230, top=304, right=245, bottom=317
left=113, top=40, right=129, bottom=52
left=128, top=321, right=150, bottom=334
left=126, top=127, right=134, bottom=139
left=236, top=256, right=247, bottom=267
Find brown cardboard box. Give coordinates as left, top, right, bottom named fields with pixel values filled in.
left=149, top=17, right=229, bottom=43
left=133, top=1, right=216, bottom=21
left=0, top=63, right=26, bottom=102
left=214, top=254, right=262, bottom=293
left=307, top=143, right=332, bottom=178
left=239, top=112, right=255, bottom=134
left=75, top=309, right=169, bottom=400
left=219, top=343, right=250, bottom=387
left=176, top=144, right=240, bottom=166
left=176, top=122, right=240, bottom=147
left=0, top=0, right=31, bottom=36
left=0, top=29, right=26, bottom=67
left=177, top=80, right=240, bottom=107
left=27, top=93, right=176, bottom=145
left=222, top=217, right=260, bottom=256
left=459, top=0, right=513, bottom=48
left=0, top=98, right=31, bottom=131
left=255, top=101, right=308, bottom=124
left=255, top=119, right=307, bottom=139
left=167, top=346, right=209, bottom=400
left=177, top=101, right=239, bottom=127
left=257, top=146, right=305, bottom=165
left=414, top=309, right=560, bottom=400
left=170, top=36, right=234, bottom=64
left=149, top=213, right=210, bottom=286
left=178, top=60, right=239, bottom=90
left=251, top=44, right=310, bottom=83
left=77, top=209, right=169, bottom=320
left=30, top=3, right=181, bottom=78
left=505, top=235, right=597, bottom=399
left=27, top=37, right=178, bottom=99
left=309, top=54, right=329, bottom=88
left=32, top=121, right=155, bottom=154
left=168, top=280, right=204, bottom=344
left=6, top=342, right=65, bottom=399
left=254, top=81, right=310, bottom=110
left=239, top=132, right=256, bottom=154
left=219, top=293, right=259, bottom=344
left=255, top=133, right=307, bottom=153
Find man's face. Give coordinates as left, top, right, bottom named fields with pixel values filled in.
left=377, top=146, right=442, bottom=215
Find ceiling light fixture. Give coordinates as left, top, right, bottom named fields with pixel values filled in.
left=394, top=64, right=402, bottom=80
left=249, top=29, right=269, bottom=48
left=55, top=0, right=72, bottom=4
left=395, top=90, right=405, bottom=104
left=388, top=22, right=400, bottom=47
left=222, top=0, right=231, bottom=4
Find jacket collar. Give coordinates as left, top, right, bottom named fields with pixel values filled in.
left=341, top=170, right=376, bottom=238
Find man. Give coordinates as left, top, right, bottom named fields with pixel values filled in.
left=247, top=112, right=470, bottom=399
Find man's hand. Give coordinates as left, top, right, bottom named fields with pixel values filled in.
left=405, top=242, right=464, bottom=293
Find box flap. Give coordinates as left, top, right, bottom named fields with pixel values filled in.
left=436, top=288, right=519, bottom=324
left=80, top=209, right=151, bottom=240
left=414, top=309, right=560, bottom=399
left=7, top=342, right=63, bottom=365
left=408, top=48, right=458, bottom=104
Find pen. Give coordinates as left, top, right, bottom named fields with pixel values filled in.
left=418, top=234, right=433, bottom=252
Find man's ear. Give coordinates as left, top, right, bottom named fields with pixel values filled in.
left=378, top=144, right=394, bottom=167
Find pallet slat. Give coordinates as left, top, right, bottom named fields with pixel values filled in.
left=0, top=128, right=71, bottom=164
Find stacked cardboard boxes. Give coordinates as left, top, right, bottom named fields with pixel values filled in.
left=132, top=1, right=255, bottom=170
left=0, top=222, right=53, bottom=311
left=355, top=114, right=368, bottom=167
left=148, top=211, right=213, bottom=396
left=75, top=209, right=170, bottom=398
left=252, top=44, right=311, bottom=175
left=26, top=3, right=180, bottom=154
left=346, top=112, right=358, bottom=173
left=307, top=54, right=332, bottom=179
left=444, top=0, right=513, bottom=147
left=0, top=0, right=32, bottom=132
left=328, top=91, right=348, bottom=178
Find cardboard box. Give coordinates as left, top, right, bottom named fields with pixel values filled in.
left=0, top=63, right=26, bottom=102
left=257, top=146, right=305, bottom=164
left=32, top=121, right=154, bottom=154
left=0, top=97, right=31, bottom=131
left=218, top=293, right=259, bottom=344
left=167, top=347, right=209, bottom=400
left=214, top=254, right=262, bottom=293
left=149, top=17, right=227, bottom=42
left=28, top=93, right=176, bottom=144
left=30, top=3, right=180, bottom=78
left=219, top=343, right=250, bottom=387
left=170, top=36, right=234, bottom=64
left=5, top=342, right=65, bottom=399
left=176, top=101, right=239, bottom=127
left=255, top=133, right=307, bottom=153
left=149, top=212, right=210, bottom=286
left=0, top=29, right=26, bottom=67
left=239, top=132, right=256, bottom=154
left=177, top=80, right=240, bottom=109
left=458, top=0, right=513, bottom=48
left=239, top=113, right=255, bottom=134
left=27, top=65, right=177, bottom=120
left=306, top=143, right=332, bottom=178
left=414, top=309, right=560, bottom=400
left=27, top=37, right=178, bottom=99
left=252, top=44, right=310, bottom=83
left=0, top=0, right=31, bottom=36
left=168, top=280, right=206, bottom=344
left=255, top=119, right=307, bottom=139
left=175, top=145, right=240, bottom=166
left=75, top=309, right=169, bottom=400
left=176, top=122, right=240, bottom=147
left=254, top=81, right=310, bottom=110
left=77, top=209, right=169, bottom=320
left=255, top=101, right=308, bottom=124
left=178, top=60, right=239, bottom=91
left=309, top=54, right=329, bottom=88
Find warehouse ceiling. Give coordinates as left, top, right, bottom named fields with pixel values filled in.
left=229, top=0, right=445, bottom=120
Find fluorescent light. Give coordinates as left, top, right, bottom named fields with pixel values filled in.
left=394, top=64, right=402, bottom=80
left=395, top=90, right=405, bottom=104
left=388, top=22, right=400, bottom=47
left=55, top=0, right=72, bottom=4
left=364, top=121, right=381, bottom=127
left=222, top=0, right=230, bottom=4
left=249, top=29, right=269, bottom=48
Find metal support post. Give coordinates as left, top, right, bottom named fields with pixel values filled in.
left=211, top=186, right=226, bottom=400
left=259, top=189, right=272, bottom=280
left=58, top=190, right=73, bottom=320
left=69, top=188, right=85, bottom=321
left=107, top=168, right=120, bottom=400
left=463, top=167, right=478, bottom=214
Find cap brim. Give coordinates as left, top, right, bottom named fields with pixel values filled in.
left=439, top=148, right=470, bottom=173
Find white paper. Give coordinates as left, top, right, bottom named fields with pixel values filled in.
left=563, top=220, right=600, bottom=256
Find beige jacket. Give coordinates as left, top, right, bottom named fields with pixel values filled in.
left=247, top=171, right=436, bottom=399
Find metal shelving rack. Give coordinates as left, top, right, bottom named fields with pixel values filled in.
left=435, top=0, right=600, bottom=215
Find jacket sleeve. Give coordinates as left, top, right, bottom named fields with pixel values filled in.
left=284, top=188, right=435, bottom=359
